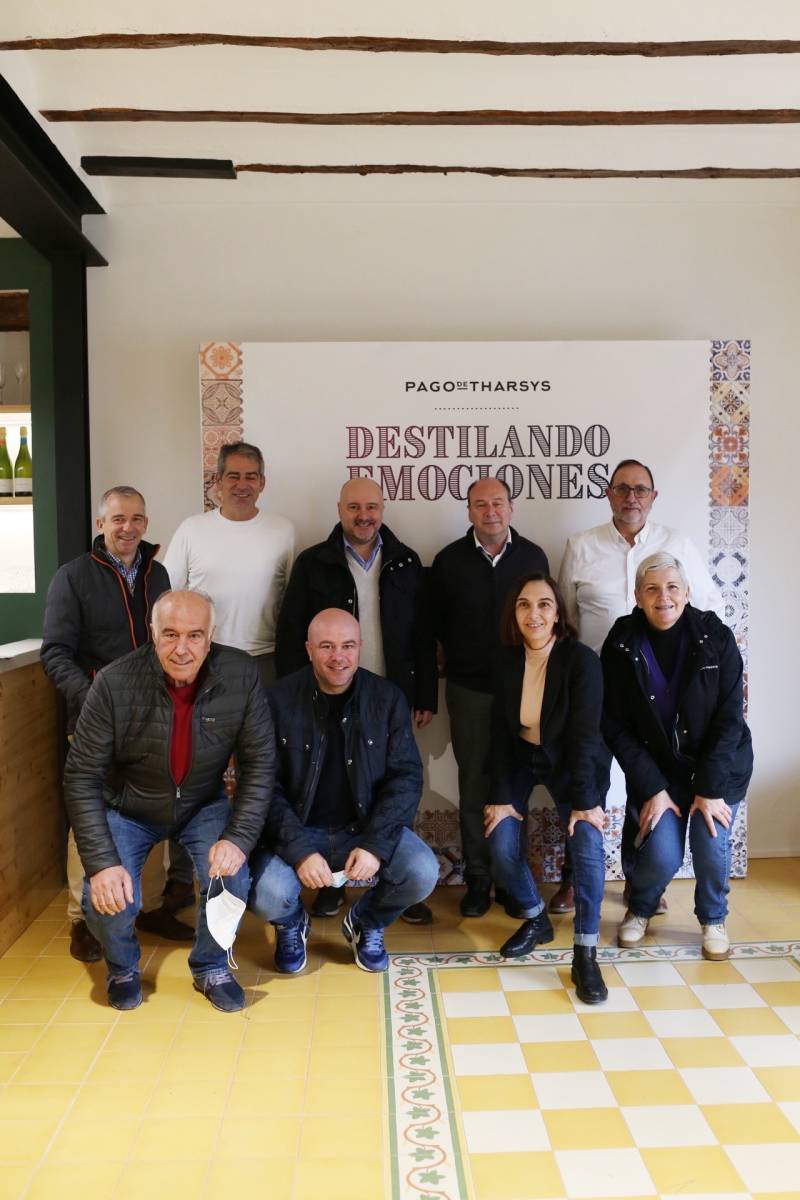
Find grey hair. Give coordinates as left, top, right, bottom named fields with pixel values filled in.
left=97, top=486, right=146, bottom=519
left=151, top=588, right=216, bottom=635
left=216, top=441, right=264, bottom=477
left=635, top=551, right=689, bottom=592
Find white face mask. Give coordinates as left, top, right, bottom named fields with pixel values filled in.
left=206, top=875, right=246, bottom=970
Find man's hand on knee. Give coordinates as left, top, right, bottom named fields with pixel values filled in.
left=208, top=839, right=246, bottom=878
left=89, top=866, right=134, bottom=915
left=296, top=852, right=333, bottom=889
left=345, top=847, right=381, bottom=882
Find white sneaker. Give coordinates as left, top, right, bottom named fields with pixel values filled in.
left=702, top=923, right=730, bottom=961
left=618, top=910, right=649, bottom=949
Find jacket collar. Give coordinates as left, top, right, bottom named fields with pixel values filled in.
left=612, top=603, right=712, bottom=661
left=145, top=640, right=222, bottom=695
left=92, top=534, right=160, bottom=567
left=503, top=638, right=569, bottom=740
left=323, top=521, right=406, bottom=564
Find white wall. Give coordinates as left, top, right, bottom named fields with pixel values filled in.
left=84, top=191, right=800, bottom=858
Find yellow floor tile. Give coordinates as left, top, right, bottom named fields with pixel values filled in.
left=226, top=1077, right=308, bottom=1117
left=70, top=1080, right=154, bottom=1119
left=240, top=994, right=316, bottom=1022
left=661, top=1036, right=745, bottom=1068
left=314, top=994, right=378, bottom=1022
left=158, top=1046, right=240, bottom=1082
left=754, top=981, right=800, bottom=1006
left=629, top=985, right=702, bottom=1010
left=505, top=988, right=575, bottom=1015
left=233, top=1046, right=310, bottom=1081
left=87, top=1049, right=165, bottom=1085
left=457, top=1074, right=539, bottom=1111
left=303, top=1075, right=384, bottom=1115
left=606, top=1068, right=694, bottom=1107
left=522, top=1040, right=600, bottom=1073
left=0, top=998, right=64, bottom=1025
left=578, top=1011, right=654, bottom=1039
left=316, top=969, right=381, bottom=995
left=437, top=967, right=502, bottom=992
left=544, top=1106, right=634, bottom=1149
left=115, top=1160, right=209, bottom=1200
left=446, top=1016, right=518, bottom=1044
left=702, top=1101, right=800, bottom=1144
left=50, top=997, right=118, bottom=1024
left=0, top=1118, right=58, bottom=1162
left=49, top=1115, right=140, bottom=1162
left=0, top=1052, right=26, bottom=1081
left=754, top=1067, right=800, bottom=1101
left=132, top=1115, right=220, bottom=1161
left=308, top=1043, right=380, bottom=1079
left=0, top=1083, right=77, bottom=1120
left=294, top=1156, right=385, bottom=1200
left=469, top=1150, right=565, bottom=1199
left=243, top=1020, right=311, bottom=1050
left=0, top=1166, right=32, bottom=1200
left=642, top=1145, right=745, bottom=1193
left=24, top=1161, right=122, bottom=1200
left=216, top=1114, right=302, bottom=1157
left=5, top=977, right=76, bottom=1000
left=103, top=1023, right=176, bottom=1053
left=311, top=1017, right=380, bottom=1047
left=300, top=1112, right=383, bottom=1158
left=0, top=1026, right=43, bottom=1052
left=205, top=1158, right=296, bottom=1197
left=676, top=961, right=746, bottom=985
left=711, top=1006, right=793, bottom=1036
left=147, top=1079, right=229, bottom=1119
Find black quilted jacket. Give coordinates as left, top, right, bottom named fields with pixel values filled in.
left=64, top=642, right=275, bottom=876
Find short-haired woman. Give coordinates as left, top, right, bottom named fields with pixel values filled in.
left=601, top=551, right=753, bottom=960
left=486, top=572, right=610, bottom=1004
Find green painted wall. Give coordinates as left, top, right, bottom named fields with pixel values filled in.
left=0, top=239, right=56, bottom=641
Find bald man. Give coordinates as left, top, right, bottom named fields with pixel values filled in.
left=250, top=609, right=438, bottom=973
left=274, top=478, right=437, bottom=921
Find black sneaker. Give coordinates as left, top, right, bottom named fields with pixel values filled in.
left=107, top=970, right=142, bottom=1011
left=311, top=886, right=345, bottom=917
left=193, top=969, right=246, bottom=1012
left=400, top=902, right=433, bottom=925
left=499, top=912, right=555, bottom=958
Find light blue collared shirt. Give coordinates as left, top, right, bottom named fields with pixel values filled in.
left=344, top=531, right=383, bottom=572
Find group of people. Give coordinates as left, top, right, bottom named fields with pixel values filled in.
left=41, top=442, right=752, bottom=1012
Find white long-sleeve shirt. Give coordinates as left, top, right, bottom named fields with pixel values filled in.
left=163, top=508, right=295, bottom=655
left=558, top=519, right=724, bottom=654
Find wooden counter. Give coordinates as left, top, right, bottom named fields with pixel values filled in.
left=0, top=642, right=65, bottom=954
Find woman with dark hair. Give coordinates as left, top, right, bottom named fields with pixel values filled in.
left=602, top=551, right=752, bottom=961
left=486, top=571, right=609, bottom=1004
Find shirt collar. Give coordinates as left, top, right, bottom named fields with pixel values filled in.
left=105, top=545, right=142, bottom=590
left=473, top=527, right=512, bottom=566
left=610, top=519, right=651, bottom=547
left=344, top=530, right=383, bottom=571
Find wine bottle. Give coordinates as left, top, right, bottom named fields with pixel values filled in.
left=0, top=427, right=13, bottom=496
left=13, top=425, right=32, bottom=497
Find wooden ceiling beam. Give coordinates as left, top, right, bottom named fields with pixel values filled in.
left=41, top=108, right=800, bottom=126
left=236, top=164, right=800, bottom=179
left=6, top=34, right=800, bottom=56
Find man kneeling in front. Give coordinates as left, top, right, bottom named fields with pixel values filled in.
left=64, top=589, right=274, bottom=1012
left=250, top=608, right=439, bottom=973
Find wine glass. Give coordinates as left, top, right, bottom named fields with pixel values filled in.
left=15, top=362, right=25, bottom=403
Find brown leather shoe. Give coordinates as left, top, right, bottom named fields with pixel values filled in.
left=161, top=880, right=196, bottom=913
left=70, top=919, right=102, bottom=963
left=548, top=882, right=575, bottom=914
left=135, top=906, right=194, bottom=941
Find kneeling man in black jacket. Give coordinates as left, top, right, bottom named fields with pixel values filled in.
left=250, top=608, right=439, bottom=973
left=64, top=589, right=275, bottom=1012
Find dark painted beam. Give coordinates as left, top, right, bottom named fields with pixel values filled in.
left=42, top=107, right=800, bottom=127
left=236, top=163, right=800, bottom=179
left=81, top=155, right=236, bottom=178
left=4, top=34, right=800, bottom=56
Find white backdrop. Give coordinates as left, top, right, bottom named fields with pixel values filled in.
left=199, top=338, right=746, bottom=880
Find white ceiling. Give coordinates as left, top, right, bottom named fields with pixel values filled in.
left=2, top=1, right=800, bottom=210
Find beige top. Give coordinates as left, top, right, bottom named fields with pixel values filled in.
left=519, top=637, right=556, bottom=745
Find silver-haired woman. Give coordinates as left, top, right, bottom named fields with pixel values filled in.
left=600, top=551, right=752, bottom=961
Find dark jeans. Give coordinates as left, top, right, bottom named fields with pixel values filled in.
left=446, top=681, right=493, bottom=882
left=83, top=795, right=250, bottom=980
left=487, top=759, right=605, bottom=947
left=627, top=786, right=740, bottom=925
left=249, top=825, right=439, bottom=930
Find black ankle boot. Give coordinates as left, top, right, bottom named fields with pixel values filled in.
left=571, top=945, right=608, bottom=1004
left=499, top=912, right=554, bottom=958
left=460, top=877, right=492, bottom=918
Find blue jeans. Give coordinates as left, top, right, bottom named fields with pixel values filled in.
left=82, top=796, right=251, bottom=980
left=627, top=791, right=740, bottom=924
left=487, top=764, right=605, bottom=947
left=249, top=825, right=439, bottom=930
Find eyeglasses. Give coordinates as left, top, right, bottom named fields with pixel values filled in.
left=610, top=484, right=653, bottom=499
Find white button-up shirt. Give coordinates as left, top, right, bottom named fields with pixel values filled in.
left=558, top=519, right=724, bottom=654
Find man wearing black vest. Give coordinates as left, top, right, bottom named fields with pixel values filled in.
left=431, top=477, right=548, bottom=917
left=42, top=485, right=194, bottom=962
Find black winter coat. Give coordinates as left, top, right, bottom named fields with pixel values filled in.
left=274, top=523, right=437, bottom=711
left=263, top=666, right=423, bottom=865
left=41, top=536, right=169, bottom=731
left=431, top=528, right=549, bottom=694
left=491, top=639, right=609, bottom=812
left=601, top=604, right=753, bottom=804
left=63, top=642, right=275, bottom=877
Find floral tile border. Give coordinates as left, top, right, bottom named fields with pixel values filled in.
left=385, top=940, right=798, bottom=1200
